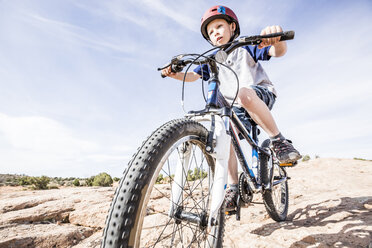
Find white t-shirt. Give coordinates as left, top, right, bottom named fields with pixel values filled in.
left=194, top=45, right=276, bottom=105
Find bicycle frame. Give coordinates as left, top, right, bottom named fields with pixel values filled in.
left=183, top=106, right=270, bottom=226
left=169, top=87, right=272, bottom=230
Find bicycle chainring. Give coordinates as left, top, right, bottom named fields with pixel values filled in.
left=238, top=172, right=253, bottom=204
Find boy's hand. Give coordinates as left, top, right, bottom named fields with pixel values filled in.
left=161, top=66, right=177, bottom=78
left=258, top=25, right=283, bottom=49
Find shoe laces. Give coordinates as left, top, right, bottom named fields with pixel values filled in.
left=272, top=139, right=294, bottom=154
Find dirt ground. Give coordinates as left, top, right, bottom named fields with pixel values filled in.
left=223, top=158, right=372, bottom=248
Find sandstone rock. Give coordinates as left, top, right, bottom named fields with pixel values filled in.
left=0, top=223, right=93, bottom=248
left=0, top=158, right=371, bottom=247
left=0, top=199, right=74, bottom=225
left=0, top=194, right=58, bottom=214
left=69, top=201, right=111, bottom=228
left=72, top=231, right=102, bottom=248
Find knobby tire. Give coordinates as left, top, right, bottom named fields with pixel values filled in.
left=260, top=139, right=289, bottom=222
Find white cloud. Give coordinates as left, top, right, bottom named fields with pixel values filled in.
left=0, top=113, right=129, bottom=177
left=24, top=13, right=139, bottom=55
left=140, top=0, right=199, bottom=32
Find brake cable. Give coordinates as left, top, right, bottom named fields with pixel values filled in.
left=180, top=43, right=240, bottom=113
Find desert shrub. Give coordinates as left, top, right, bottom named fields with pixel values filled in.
left=18, top=176, right=33, bottom=186
left=92, top=172, right=113, bottom=187
left=302, top=155, right=311, bottom=162
left=31, top=176, right=50, bottom=190
left=113, top=177, right=120, bottom=182
left=156, top=174, right=164, bottom=184
left=57, top=180, right=65, bottom=186
left=72, top=179, right=80, bottom=187
left=187, top=168, right=207, bottom=181
left=85, top=176, right=95, bottom=186
left=353, top=157, right=372, bottom=161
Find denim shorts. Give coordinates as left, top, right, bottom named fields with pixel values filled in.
left=233, top=85, right=276, bottom=131
left=251, top=85, right=276, bottom=110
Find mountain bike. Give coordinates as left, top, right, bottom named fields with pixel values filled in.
left=101, top=31, right=295, bottom=248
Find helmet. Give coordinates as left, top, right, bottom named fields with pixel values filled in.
left=200, top=5, right=240, bottom=42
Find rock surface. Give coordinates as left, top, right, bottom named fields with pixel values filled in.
left=0, top=187, right=113, bottom=248
left=0, top=158, right=371, bottom=247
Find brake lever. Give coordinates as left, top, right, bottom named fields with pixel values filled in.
left=238, top=35, right=261, bottom=43
left=157, top=62, right=171, bottom=78
left=158, top=55, right=186, bottom=78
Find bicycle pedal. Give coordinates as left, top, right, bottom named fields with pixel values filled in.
left=225, top=210, right=237, bottom=216
left=279, top=161, right=297, bottom=167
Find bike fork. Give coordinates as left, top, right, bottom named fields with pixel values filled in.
left=208, top=115, right=231, bottom=228
left=169, top=115, right=231, bottom=229
left=169, top=142, right=192, bottom=217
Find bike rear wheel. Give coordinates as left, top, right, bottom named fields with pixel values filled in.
left=102, top=119, right=225, bottom=248
left=260, top=139, right=289, bottom=222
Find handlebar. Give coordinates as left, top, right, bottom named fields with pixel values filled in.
left=158, top=56, right=195, bottom=78
left=158, top=31, right=295, bottom=77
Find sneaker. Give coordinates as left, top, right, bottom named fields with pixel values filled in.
left=271, top=139, right=302, bottom=164
left=224, top=188, right=238, bottom=211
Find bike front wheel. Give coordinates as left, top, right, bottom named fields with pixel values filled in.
left=102, top=119, right=225, bottom=248
left=260, top=139, right=289, bottom=222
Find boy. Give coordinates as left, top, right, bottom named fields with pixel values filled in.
left=162, top=5, right=301, bottom=210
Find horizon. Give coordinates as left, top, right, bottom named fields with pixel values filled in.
left=1, top=0, right=372, bottom=177
left=1, top=157, right=371, bottom=178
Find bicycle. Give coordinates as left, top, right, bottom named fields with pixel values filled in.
left=102, top=31, right=295, bottom=248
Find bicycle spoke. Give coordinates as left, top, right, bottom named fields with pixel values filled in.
left=149, top=212, right=178, bottom=247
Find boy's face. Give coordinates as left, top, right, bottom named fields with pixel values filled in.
left=207, top=18, right=235, bottom=46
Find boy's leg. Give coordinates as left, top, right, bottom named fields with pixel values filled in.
left=228, top=143, right=238, bottom=184
left=225, top=143, right=239, bottom=210
left=237, top=87, right=279, bottom=137
left=237, top=86, right=301, bottom=163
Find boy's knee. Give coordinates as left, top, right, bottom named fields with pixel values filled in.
left=237, top=87, right=258, bottom=107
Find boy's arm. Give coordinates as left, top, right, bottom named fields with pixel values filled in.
left=161, top=66, right=201, bottom=82
left=258, top=25, right=287, bottom=57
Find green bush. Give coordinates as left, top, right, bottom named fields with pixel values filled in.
left=18, top=176, right=33, bottom=186
left=302, top=155, right=311, bottom=162
left=92, top=172, right=113, bottom=187
left=113, top=177, right=120, bottom=182
left=19, top=176, right=50, bottom=189
left=156, top=174, right=164, bottom=184
left=73, top=179, right=80, bottom=187
left=187, top=168, right=207, bottom=181
left=85, top=176, right=95, bottom=186
left=353, top=157, right=372, bottom=161
left=32, top=176, right=50, bottom=190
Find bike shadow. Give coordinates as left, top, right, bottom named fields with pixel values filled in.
left=251, top=196, right=372, bottom=247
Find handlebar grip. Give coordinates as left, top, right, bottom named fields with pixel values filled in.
left=157, top=67, right=167, bottom=78
left=280, top=31, right=295, bottom=41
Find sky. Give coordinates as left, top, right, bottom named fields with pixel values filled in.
left=0, top=0, right=371, bottom=178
